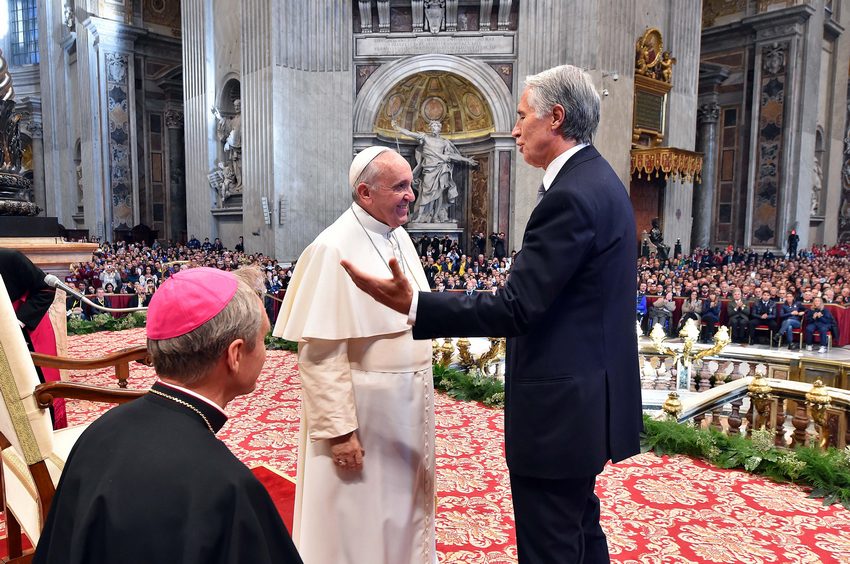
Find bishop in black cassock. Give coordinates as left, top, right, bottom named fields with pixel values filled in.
left=34, top=267, right=302, bottom=564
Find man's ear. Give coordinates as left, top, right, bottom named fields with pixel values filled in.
left=355, top=182, right=371, bottom=203
left=226, top=338, right=245, bottom=373
left=551, top=104, right=565, bottom=130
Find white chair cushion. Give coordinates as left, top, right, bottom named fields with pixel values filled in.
left=2, top=423, right=88, bottom=544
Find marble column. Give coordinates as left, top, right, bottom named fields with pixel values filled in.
left=26, top=120, right=45, bottom=216
left=445, top=0, right=458, bottom=32
left=36, top=0, right=73, bottom=222
left=181, top=0, right=216, bottom=242
left=692, top=103, right=720, bottom=249
left=479, top=0, right=493, bottom=30
left=513, top=0, right=636, bottom=248
left=255, top=0, right=353, bottom=260
left=165, top=109, right=187, bottom=241
left=376, top=0, right=390, bottom=33
left=411, top=1, right=424, bottom=32
left=497, top=0, right=512, bottom=30
left=358, top=1, right=373, bottom=33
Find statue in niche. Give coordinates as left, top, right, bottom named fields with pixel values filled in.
left=75, top=163, right=83, bottom=205
left=208, top=161, right=240, bottom=204
left=649, top=218, right=670, bottom=261
left=811, top=156, right=823, bottom=215
left=392, top=119, right=477, bottom=223
left=212, top=98, right=242, bottom=194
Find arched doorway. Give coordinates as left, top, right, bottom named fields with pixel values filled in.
left=354, top=56, right=514, bottom=254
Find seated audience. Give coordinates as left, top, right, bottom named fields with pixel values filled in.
left=748, top=290, right=778, bottom=345
left=648, top=291, right=676, bottom=336
left=804, top=296, right=835, bottom=353
left=700, top=292, right=721, bottom=343
left=727, top=289, right=750, bottom=344
left=777, top=293, right=805, bottom=349
left=677, top=290, right=702, bottom=333
left=85, top=287, right=111, bottom=318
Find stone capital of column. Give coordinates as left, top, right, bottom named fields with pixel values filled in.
left=697, top=103, right=721, bottom=125
left=24, top=119, right=43, bottom=139
left=82, top=16, right=144, bottom=50
left=165, top=109, right=184, bottom=129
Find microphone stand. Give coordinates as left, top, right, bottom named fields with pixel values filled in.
left=45, top=275, right=148, bottom=314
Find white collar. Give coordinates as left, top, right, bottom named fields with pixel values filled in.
left=157, top=380, right=228, bottom=417
left=352, top=202, right=395, bottom=239
left=542, top=143, right=589, bottom=191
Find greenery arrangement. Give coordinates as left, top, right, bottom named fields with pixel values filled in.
left=67, top=312, right=148, bottom=335
left=265, top=334, right=299, bottom=352
left=642, top=414, right=850, bottom=509
left=432, top=364, right=505, bottom=409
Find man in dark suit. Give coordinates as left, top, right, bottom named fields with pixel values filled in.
left=748, top=289, right=777, bottom=345
left=343, top=64, right=642, bottom=563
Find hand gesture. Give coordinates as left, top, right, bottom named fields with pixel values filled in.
left=341, top=258, right=413, bottom=315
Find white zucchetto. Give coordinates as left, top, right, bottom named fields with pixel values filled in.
left=348, top=146, right=390, bottom=188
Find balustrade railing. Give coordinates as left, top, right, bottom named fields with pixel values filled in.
left=659, top=376, right=850, bottom=450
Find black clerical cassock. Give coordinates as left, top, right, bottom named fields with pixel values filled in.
left=34, top=382, right=302, bottom=564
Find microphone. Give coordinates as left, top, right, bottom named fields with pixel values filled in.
left=44, top=275, right=148, bottom=313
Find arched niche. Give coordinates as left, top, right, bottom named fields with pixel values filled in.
left=217, top=77, right=241, bottom=115
left=353, top=54, right=514, bottom=135
left=374, top=71, right=495, bottom=141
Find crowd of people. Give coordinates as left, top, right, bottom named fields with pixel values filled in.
left=63, top=231, right=520, bottom=322
left=413, top=234, right=516, bottom=294
left=62, top=235, right=294, bottom=321
left=65, top=231, right=850, bottom=352
left=637, top=243, right=850, bottom=351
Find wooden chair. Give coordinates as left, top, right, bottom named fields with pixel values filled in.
left=0, top=275, right=146, bottom=562
left=749, top=324, right=774, bottom=347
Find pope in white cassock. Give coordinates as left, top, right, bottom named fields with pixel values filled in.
left=273, top=146, right=436, bottom=564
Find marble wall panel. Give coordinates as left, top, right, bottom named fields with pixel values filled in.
left=105, top=52, right=134, bottom=230
left=469, top=152, right=490, bottom=245
left=751, top=41, right=788, bottom=246
left=838, top=84, right=850, bottom=242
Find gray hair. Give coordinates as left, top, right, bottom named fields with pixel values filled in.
left=351, top=153, right=390, bottom=201
left=148, top=266, right=265, bottom=384
left=524, top=65, right=600, bottom=144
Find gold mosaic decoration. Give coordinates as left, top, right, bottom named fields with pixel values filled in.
left=374, top=71, right=495, bottom=141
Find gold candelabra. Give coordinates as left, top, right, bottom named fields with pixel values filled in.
left=805, top=379, right=831, bottom=449
left=747, top=371, right=773, bottom=430
left=651, top=319, right=731, bottom=366
left=436, top=337, right=505, bottom=374
left=651, top=319, right=731, bottom=390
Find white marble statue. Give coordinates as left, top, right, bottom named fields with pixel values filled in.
left=391, top=119, right=476, bottom=223
left=811, top=156, right=822, bottom=215
left=212, top=99, right=243, bottom=193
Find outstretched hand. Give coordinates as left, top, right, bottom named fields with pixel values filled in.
left=340, top=258, right=413, bottom=315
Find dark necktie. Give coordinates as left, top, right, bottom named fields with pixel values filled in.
left=536, top=183, right=546, bottom=205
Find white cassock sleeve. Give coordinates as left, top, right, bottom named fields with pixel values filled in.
left=297, top=338, right=358, bottom=441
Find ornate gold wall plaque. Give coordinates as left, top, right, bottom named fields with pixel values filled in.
left=633, top=28, right=675, bottom=148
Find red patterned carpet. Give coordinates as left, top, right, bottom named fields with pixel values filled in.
left=40, top=329, right=850, bottom=563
